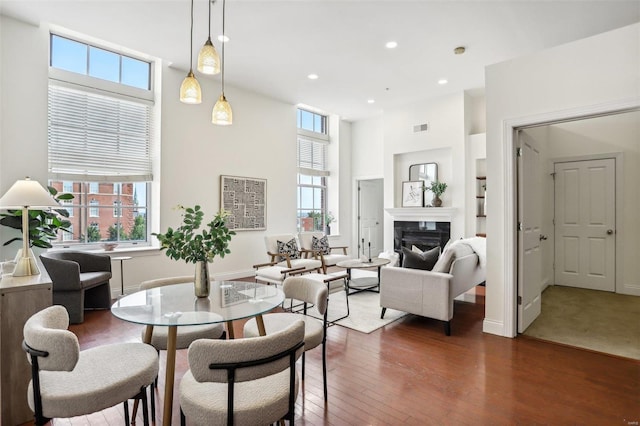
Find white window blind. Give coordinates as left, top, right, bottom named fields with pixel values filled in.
left=48, top=84, right=153, bottom=182
left=297, top=135, right=329, bottom=177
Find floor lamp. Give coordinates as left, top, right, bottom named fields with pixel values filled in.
left=0, top=177, right=60, bottom=276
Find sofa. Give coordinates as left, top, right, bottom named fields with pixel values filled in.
left=40, top=251, right=113, bottom=324
left=380, top=238, right=486, bottom=335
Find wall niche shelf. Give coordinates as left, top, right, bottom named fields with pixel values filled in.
left=475, top=164, right=487, bottom=237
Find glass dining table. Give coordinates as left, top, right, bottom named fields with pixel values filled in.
left=111, top=280, right=284, bottom=425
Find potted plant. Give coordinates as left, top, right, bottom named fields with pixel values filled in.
left=0, top=186, right=73, bottom=250
left=428, top=181, right=448, bottom=207
left=325, top=212, right=335, bottom=235
left=153, top=205, right=235, bottom=297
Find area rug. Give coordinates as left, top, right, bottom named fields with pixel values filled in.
left=322, top=291, right=406, bottom=334
left=523, top=285, right=640, bottom=360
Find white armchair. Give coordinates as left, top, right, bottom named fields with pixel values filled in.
left=380, top=238, right=486, bottom=335
left=298, top=232, right=349, bottom=273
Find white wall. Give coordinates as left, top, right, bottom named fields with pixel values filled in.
left=351, top=115, right=384, bottom=179
left=0, top=15, right=354, bottom=293
left=485, top=23, right=640, bottom=336
left=0, top=16, right=49, bottom=261
left=382, top=93, right=467, bottom=249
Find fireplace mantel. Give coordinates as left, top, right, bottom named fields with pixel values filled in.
left=385, top=207, right=457, bottom=222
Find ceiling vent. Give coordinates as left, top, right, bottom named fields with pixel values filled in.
left=413, top=123, right=429, bottom=133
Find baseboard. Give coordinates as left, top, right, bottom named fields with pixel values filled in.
left=215, top=269, right=255, bottom=281
left=483, top=318, right=510, bottom=337
left=619, top=282, right=640, bottom=296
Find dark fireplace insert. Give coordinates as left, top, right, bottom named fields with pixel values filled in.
left=393, top=221, right=450, bottom=254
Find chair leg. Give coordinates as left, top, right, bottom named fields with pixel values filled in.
left=380, top=307, right=386, bottom=319
left=180, top=407, right=187, bottom=426
left=141, top=386, right=150, bottom=426
left=150, top=381, right=156, bottom=423
left=123, top=400, right=130, bottom=426
left=322, top=341, right=328, bottom=402
left=301, top=352, right=306, bottom=381
left=444, top=321, right=451, bottom=336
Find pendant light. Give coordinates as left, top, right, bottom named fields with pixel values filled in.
left=212, top=0, right=233, bottom=125
left=197, top=0, right=220, bottom=75
left=179, top=0, right=202, bottom=104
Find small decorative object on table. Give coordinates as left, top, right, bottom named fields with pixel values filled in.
left=101, top=243, right=118, bottom=251
left=427, top=181, right=447, bottom=207
left=153, top=205, right=235, bottom=297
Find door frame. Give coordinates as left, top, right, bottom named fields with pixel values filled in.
left=355, top=178, right=384, bottom=257
left=501, top=98, right=639, bottom=338
left=550, top=152, right=624, bottom=293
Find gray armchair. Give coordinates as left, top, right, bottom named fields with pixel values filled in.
left=39, top=251, right=112, bottom=324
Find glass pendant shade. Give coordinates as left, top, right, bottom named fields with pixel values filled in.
left=211, top=93, right=233, bottom=125
left=180, top=71, right=202, bottom=104
left=197, top=38, right=220, bottom=75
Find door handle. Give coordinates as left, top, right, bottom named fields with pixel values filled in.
left=539, top=235, right=547, bottom=241
left=607, top=229, right=614, bottom=235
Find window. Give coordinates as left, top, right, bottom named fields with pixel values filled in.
left=48, top=33, right=154, bottom=247
left=62, top=199, right=74, bottom=217
left=62, top=225, right=74, bottom=242
left=51, top=34, right=150, bottom=90
left=89, top=200, right=99, bottom=217
left=113, top=201, right=122, bottom=217
left=62, top=181, right=73, bottom=193
left=296, top=109, right=330, bottom=233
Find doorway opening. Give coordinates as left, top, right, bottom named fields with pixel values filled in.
left=357, top=179, right=383, bottom=258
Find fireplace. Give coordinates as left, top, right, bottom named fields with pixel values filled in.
left=393, top=221, right=450, bottom=254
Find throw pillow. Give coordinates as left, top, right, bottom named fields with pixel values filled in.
left=411, top=245, right=424, bottom=254
left=401, top=246, right=439, bottom=270
left=432, top=241, right=474, bottom=273
left=311, top=235, right=331, bottom=255
left=378, top=250, right=400, bottom=267
left=277, top=238, right=300, bottom=262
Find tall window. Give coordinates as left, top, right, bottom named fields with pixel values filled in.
left=297, top=109, right=329, bottom=233
left=48, top=33, right=153, bottom=246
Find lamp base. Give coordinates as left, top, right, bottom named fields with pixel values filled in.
left=12, top=249, right=40, bottom=277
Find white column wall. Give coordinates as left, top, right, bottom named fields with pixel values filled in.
left=485, top=23, right=640, bottom=336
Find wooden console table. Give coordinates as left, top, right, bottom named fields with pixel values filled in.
left=0, top=269, right=52, bottom=425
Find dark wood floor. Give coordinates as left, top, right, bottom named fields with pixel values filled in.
left=48, top=286, right=639, bottom=425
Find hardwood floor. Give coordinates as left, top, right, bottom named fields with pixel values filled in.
left=38, top=286, right=639, bottom=425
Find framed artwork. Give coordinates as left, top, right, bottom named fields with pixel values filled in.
left=401, top=180, right=424, bottom=207
left=220, top=175, right=267, bottom=231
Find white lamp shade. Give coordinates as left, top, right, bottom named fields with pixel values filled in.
left=197, top=39, right=221, bottom=75
left=180, top=71, right=202, bottom=104
left=212, top=93, right=233, bottom=125
left=0, top=177, right=59, bottom=208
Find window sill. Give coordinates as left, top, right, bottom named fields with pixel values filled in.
left=49, top=245, right=162, bottom=258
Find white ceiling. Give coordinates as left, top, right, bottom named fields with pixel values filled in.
left=2, top=1, right=639, bottom=121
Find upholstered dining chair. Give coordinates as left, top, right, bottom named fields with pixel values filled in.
left=22, top=305, right=158, bottom=426
left=298, top=232, right=349, bottom=273
left=39, top=251, right=112, bottom=324
left=243, top=276, right=330, bottom=402
left=139, top=276, right=226, bottom=349
left=179, top=320, right=305, bottom=426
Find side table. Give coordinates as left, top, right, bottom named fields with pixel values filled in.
left=336, top=257, right=390, bottom=294
left=111, top=256, right=132, bottom=296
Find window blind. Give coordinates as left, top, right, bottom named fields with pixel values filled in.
left=48, top=84, right=153, bottom=182
left=297, top=135, right=329, bottom=177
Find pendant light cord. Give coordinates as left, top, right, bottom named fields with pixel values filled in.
left=221, top=0, right=226, bottom=92
left=208, top=0, right=211, bottom=38
left=189, top=0, right=194, bottom=71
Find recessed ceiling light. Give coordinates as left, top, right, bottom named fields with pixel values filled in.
left=307, top=74, right=319, bottom=80
left=217, top=35, right=230, bottom=43
left=438, top=79, right=448, bottom=85
left=385, top=41, right=398, bottom=49
left=367, top=99, right=375, bottom=104
left=454, top=46, right=465, bottom=55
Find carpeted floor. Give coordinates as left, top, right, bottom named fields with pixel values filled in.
left=523, top=285, right=640, bottom=360
left=302, top=290, right=406, bottom=334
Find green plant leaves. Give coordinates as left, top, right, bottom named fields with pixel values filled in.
left=152, top=205, right=236, bottom=264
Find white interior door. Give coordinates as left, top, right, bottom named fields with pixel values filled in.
left=554, top=159, right=615, bottom=291
left=358, top=179, right=384, bottom=258
left=518, top=135, right=543, bottom=332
